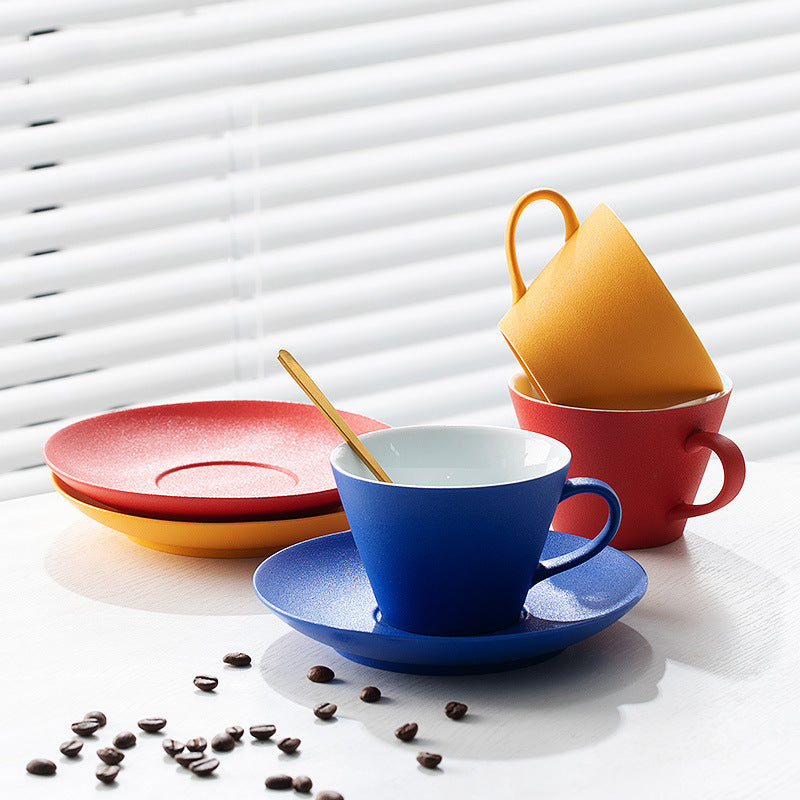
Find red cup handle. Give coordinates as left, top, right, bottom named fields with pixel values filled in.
left=667, top=430, right=746, bottom=521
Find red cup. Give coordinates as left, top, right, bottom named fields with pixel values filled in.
left=509, top=372, right=746, bottom=549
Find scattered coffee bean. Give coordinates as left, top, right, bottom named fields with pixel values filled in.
left=211, top=732, right=235, bottom=752
left=186, top=737, right=207, bottom=752
left=97, top=746, right=124, bottom=765
left=313, top=702, right=337, bottom=720
left=59, top=739, right=83, bottom=758
left=193, top=675, right=218, bottom=692
left=26, top=758, right=56, bottom=775
left=394, top=722, right=418, bottom=742
left=113, top=731, right=136, bottom=749
left=444, top=701, right=468, bottom=720
left=315, top=791, right=344, bottom=800
left=306, top=665, right=334, bottom=683
left=83, top=710, right=107, bottom=728
left=293, top=775, right=313, bottom=793
left=265, top=773, right=294, bottom=789
left=225, top=725, right=244, bottom=741
left=138, top=717, right=167, bottom=733
left=277, top=736, right=300, bottom=754
left=189, top=757, right=219, bottom=776
left=162, top=738, right=185, bottom=757
left=223, top=652, right=251, bottom=667
left=95, top=764, right=120, bottom=784
left=359, top=686, right=381, bottom=703
left=70, top=719, right=99, bottom=737
left=250, top=724, right=276, bottom=741
left=416, top=751, right=442, bottom=769
left=175, top=751, right=205, bottom=768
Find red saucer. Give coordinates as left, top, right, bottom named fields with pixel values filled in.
left=44, top=400, right=388, bottom=520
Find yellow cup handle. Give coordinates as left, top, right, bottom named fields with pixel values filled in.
left=505, top=189, right=580, bottom=305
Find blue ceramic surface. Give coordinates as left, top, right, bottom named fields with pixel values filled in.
left=330, top=425, right=621, bottom=636
left=253, top=530, right=647, bottom=675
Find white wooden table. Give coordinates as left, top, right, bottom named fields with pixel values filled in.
left=2, top=462, right=798, bottom=799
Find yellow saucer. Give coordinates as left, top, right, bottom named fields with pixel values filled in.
left=52, top=474, right=350, bottom=558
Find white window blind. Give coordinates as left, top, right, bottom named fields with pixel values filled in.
left=1, top=0, right=799, bottom=500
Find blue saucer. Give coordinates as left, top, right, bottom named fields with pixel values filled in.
left=253, top=530, right=647, bottom=675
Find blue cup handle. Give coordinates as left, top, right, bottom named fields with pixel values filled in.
left=532, top=477, right=622, bottom=585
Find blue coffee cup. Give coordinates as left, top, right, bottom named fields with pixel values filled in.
left=330, top=425, right=621, bottom=636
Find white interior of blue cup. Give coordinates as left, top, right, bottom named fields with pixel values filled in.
left=331, top=425, right=571, bottom=487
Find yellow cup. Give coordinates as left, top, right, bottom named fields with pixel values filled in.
left=498, top=189, right=722, bottom=410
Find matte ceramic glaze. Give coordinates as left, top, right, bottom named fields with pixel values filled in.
left=509, top=372, right=746, bottom=549
left=43, top=400, right=387, bottom=520
left=331, top=425, right=621, bottom=636
left=252, top=530, right=647, bottom=675
left=52, top=474, right=350, bottom=558
left=498, top=189, right=722, bottom=410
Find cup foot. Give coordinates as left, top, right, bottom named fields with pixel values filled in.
left=334, top=647, right=563, bottom=675
left=372, top=606, right=531, bottom=637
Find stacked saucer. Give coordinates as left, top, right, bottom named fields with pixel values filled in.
left=44, top=400, right=388, bottom=558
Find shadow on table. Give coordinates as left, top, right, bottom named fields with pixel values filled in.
left=44, top=521, right=266, bottom=615
left=257, top=530, right=784, bottom=759
left=626, top=529, right=784, bottom=679
left=258, top=622, right=661, bottom=760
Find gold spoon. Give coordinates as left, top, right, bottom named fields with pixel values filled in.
left=277, top=349, right=392, bottom=483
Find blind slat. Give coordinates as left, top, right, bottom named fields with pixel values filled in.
left=4, top=3, right=799, bottom=125
left=4, top=57, right=798, bottom=173
left=0, top=300, right=236, bottom=381
left=0, top=344, right=240, bottom=431
left=0, top=0, right=221, bottom=37
left=1, top=260, right=236, bottom=344
left=676, top=263, right=800, bottom=324
left=5, top=143, right=798, bottom=259
left=7, top=101, right=800, bottom=216
left=9, top=1, right=494, bottom=81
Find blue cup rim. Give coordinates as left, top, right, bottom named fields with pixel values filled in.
left=330, top=424, right=572, bottom=490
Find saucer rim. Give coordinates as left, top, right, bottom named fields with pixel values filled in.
left=252, top=530, right=647, bottom=670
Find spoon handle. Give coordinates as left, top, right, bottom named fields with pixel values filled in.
left=277, top=350, right=392, bottom=483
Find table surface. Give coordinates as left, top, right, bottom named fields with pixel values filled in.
left=2, top=461, right=798, bottom=799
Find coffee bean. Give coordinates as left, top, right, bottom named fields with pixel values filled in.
left=137, top=717, right=167, bottom=733
left=250, top=724, right=276, bottom=741
left=293, top=775, right=313, bottom=793
left=211, top=732, right=235, bottom=752
left=186, top=737, right=207, bottom=753
left=313, top=702, right=337, bottom=720
left=175, top=751, right=205, bottom=768
left=70, top=719, right=99, bottom=737
left=189, top=757, right=219, bottom=776
left=193, top=675, right=218, bottom=692
left=315, top=791, right=344, bottom=800
left=265, top=774, right=293, bottom=789
left=95, top=764, right=120, bottom=784
left=26, top=758, right=56, bottom=775
left=162, top=738, right=185, bottom=757
left=97, top=746, right=124, bottom=765
left=277, top=737, right=300, bottom=754
left=83, top=710, right=107, bottom=728
left=394, top=722, right=418, bottom=742
left=359, top=686, right=381, bottom=703
left=113, top=731, right=136, bottom=749
left=225, top=725, right=244, bottom=741
left=416, top=751, right=442, bottom=769
left=59, top=739, right=83, bottom=758
left=223, top=652, right=251, bottom=667
left=306, top=665, right=334, bottom=683
left=444, top=701, right=468, bottom=720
